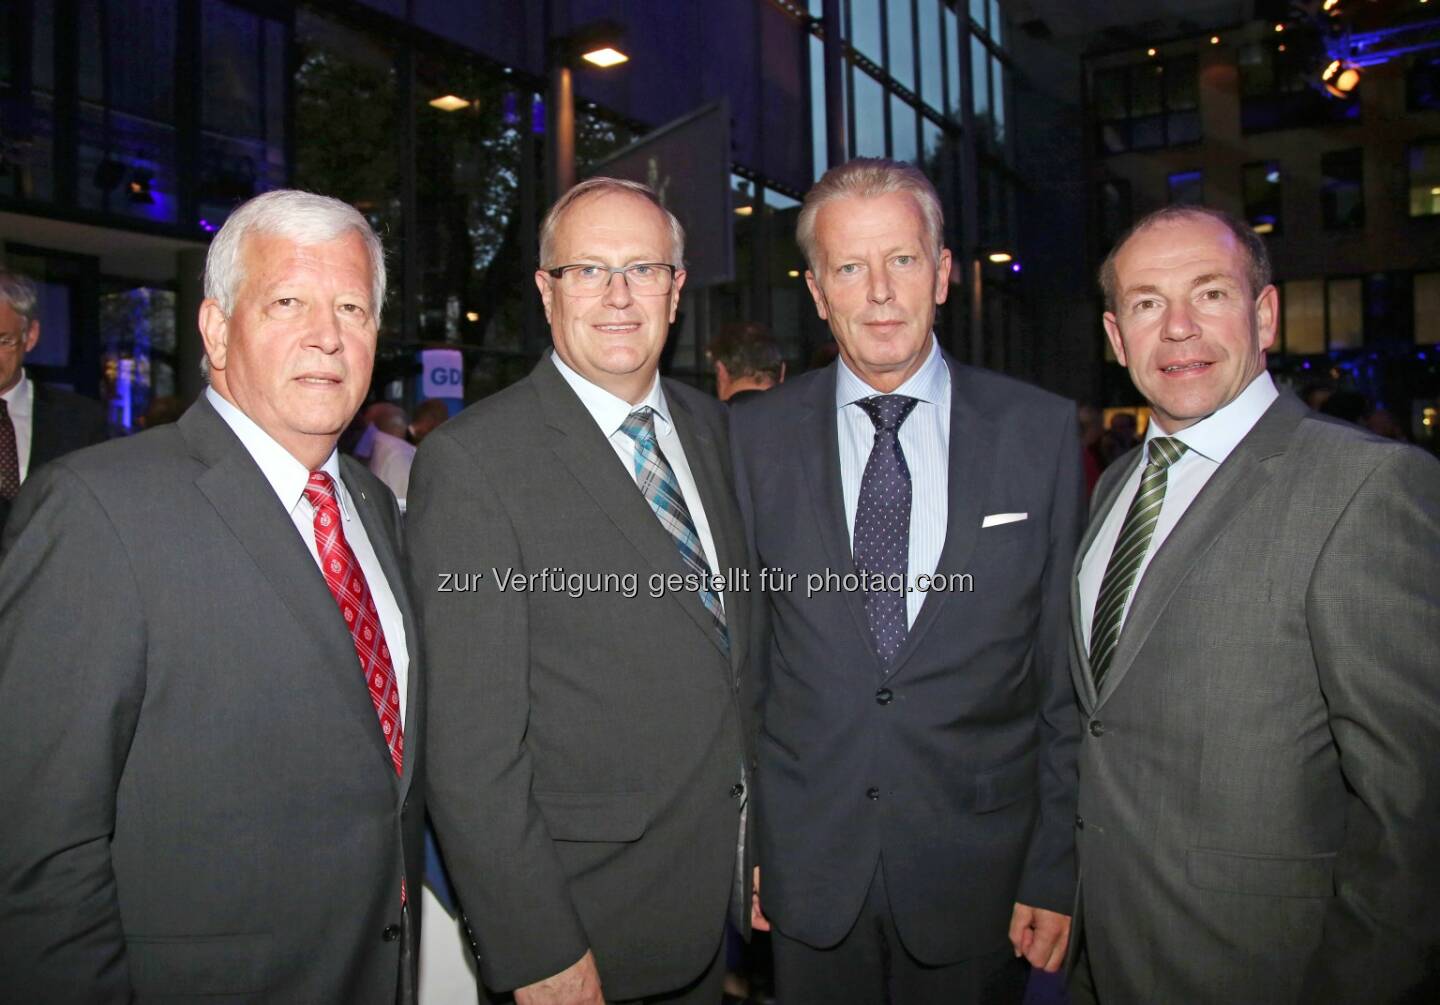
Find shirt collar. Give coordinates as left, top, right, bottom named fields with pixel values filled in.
left=205, top=386, right=350, bottom=519
left=0, top=369, right=33, bottom=416
left=549, top=350, right=671, bottom=437
left=1146, top=371, right=1279, bottom=465
left=835, top=334, right=948, bottom=410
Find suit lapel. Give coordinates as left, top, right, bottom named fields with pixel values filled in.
left=887, top=356, right=988, bottom=679
left=343, top=458, right=420, bottom=801
left=532, top=359, right=730, bottom=660
left=181, top=398, right=397, bottom=776
left=28, top=384, right=61, bottom=469
left=668, top=384, right=750, bottom=675
left=1094, top=395, right=1306, bottom=708
left=1070, top=447, right=1141, bottom=713
left=796, top=365, right=876, bottom=659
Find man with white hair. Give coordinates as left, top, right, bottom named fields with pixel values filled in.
left=0, top=268, right=108, bottom=532
left=0, top=189, right=424, bottom=1003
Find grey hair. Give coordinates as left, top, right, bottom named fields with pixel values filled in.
left=204, top=189, right=387, bottom=323
left=796, top=158, right=945, bottom=271
left=1099, top=205, right=1272, bottom=312
left=0, top=269, right=40, bottom=329
left=538, top=177, right=686, bottom=270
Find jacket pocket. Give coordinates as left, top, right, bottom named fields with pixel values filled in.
left=972, top=748, right=1039, bottom=813
left=533, top=789, right=650, bottom=842
left=126, top=931, right=272, bottom=995
left=1186, top=847, right=1336, bottom=898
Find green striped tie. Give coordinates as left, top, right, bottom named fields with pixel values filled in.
left=1089, top=437, right=1188, bottom=689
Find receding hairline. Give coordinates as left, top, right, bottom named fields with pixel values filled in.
left=234, top=226, right=377, bottom=301
left=549, top=188, right=679, bottom=259
left=806, top=188, right=935, bottom=268
left=1103, top=209, right=1270, bottom=311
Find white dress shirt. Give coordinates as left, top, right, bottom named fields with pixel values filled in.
left=550, top=352, right=725, bottom=611
left=836, top=335, right=952, bottom=626
left=1079, top=372, right=1280, bottom=648
left=206, top=388, right=410, bottom=723
left=0, top=370, right=34, bottom=481
left=367, top=428, right=416, bottom=508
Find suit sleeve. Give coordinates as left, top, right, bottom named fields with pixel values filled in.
left=0, top=463, right=144, bottom=1002
left=1300, top=448, right=1440, bottom=1002
left=405, top=428, right=589, bottom=993
left=1016, top=406, right=1084, bottom=914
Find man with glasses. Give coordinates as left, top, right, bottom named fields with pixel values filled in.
left=408, top=177, right=756, bottom=1005
left=0, top=269, right=107, bottom=532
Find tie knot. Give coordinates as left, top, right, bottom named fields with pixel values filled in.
left=1147, top=437, right=1187, bottom=469
left=619, top=406, right=657, bottom=445
left=304, top=470, right=339, bottom=511
left=856, top=395, right=918, bottom=433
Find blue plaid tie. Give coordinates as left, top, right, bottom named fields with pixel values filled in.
left=853, top=394, right=919, bottom=663
left=619, top=407, right=728, bottom=648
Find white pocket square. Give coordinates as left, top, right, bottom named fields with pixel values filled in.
left=981, top=512, right=1028, bottom=528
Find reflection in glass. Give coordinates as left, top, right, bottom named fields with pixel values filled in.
left=891, top=95, right=917, bottom=164
left=854, top=69, right=886, bottom=157
left=888, top=0, right=914, bottom=90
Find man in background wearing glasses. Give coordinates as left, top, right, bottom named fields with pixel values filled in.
left=0, top=269, right=107, bottom=533
left=408, top=177, right=756, bottom=1005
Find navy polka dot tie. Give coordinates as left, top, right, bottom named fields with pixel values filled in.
left=853, top=395, right=919, bottom=663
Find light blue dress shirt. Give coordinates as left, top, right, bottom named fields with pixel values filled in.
left=836, top=336, right=952, bottom=626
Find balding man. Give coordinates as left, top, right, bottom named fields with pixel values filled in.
left=0, top=190, right=423, bottom=1002
left=1071, top=206, right=1440, bottom=1003
left=408, top=177, right=756, bottom=1004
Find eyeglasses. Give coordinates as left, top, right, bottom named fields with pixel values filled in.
left=545, top=262, right=677, bottom=296
left=0, top=331, right=26, bottom=350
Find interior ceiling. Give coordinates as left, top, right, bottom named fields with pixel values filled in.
left=1010, top=0, right=1253, bottom=43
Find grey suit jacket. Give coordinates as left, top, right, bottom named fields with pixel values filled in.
left=0, top=382, right=108, bottom=534
left=1070, top=393, right=1440, bottom=1004
left=407, top=356, right=755, bottom=1001
left=0, top=397, right=425, bottom=1003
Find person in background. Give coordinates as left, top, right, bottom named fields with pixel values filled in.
left=364, top=400, right=417, bottom=504
left=0, top=269, right=107, bottom=532
left=710, top=322, right=785, bottom=404
left=1072, top=205, right=1440, bottom=1003
left=409, top=398, right=452, bottom=445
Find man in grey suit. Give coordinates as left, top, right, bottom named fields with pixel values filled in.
left=0, top=190, right=424, bottom=1003
left=1071, top=205, right=1440, bottom=1003
left=730, top=158, right=1083, bottom=1004
left=407, top=177, right=754, bottom=1004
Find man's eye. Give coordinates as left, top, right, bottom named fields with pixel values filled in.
left=1134, top=299, right=1158, bottom=312
left=629, top=265, right=655, bottom=278
left=893, top=255, right=915, bottom=267
left=838, top=263, right=861, bottom=275
left=1201, top=288, right=1226, bottom=300
left=339, top=302, right=368, bottom=316
left=575, top=265, right=603, bottom=278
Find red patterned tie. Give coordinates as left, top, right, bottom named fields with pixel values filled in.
left=304, top=471, right=405, bottom=777
left=0, top=399, right=20, bottom=501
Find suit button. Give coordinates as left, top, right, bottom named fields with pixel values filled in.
left=730, top=783, right=745, bottom=799
left=382, top=924, right=401, bottom=942
left=866, top=786, right=880, bottom=800
left=1075, top=814, right=1085, bottom=830
left=875, top=688, right=893, bottom=705
left=1089, top=720, right=1105, bottom=737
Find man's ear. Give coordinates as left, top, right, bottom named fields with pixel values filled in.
left=198, top=300, right=230, bottom=371
left=535, top=270, right=555, bottom=325
left=22, top=320, right=40, bottom=355
left=805, top=271, right=829, bottom=321
left=1102, top=312, right=1128, bottom=368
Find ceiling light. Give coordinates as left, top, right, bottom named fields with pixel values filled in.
left=429, top=95, right=470, bottom=112
left=465, top=311, right=480, bottom=322
left=1252, top=222, right=1274, bottom=234
left=734, top=205, right=754, bottom=217
left=1274, top=23, right=1285, bottom=32
left=987, top=251, right=1013, bottom=264
left=1210, top=36, right=1221, bottom=45
left=1146, top=48, right=1157, bottom=57
left=788, top=269, right=801, bottom=278
left=581, top=47, right=629, bottom=68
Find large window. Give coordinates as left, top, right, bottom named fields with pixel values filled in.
left=1239, top=42, right=1358, bottom=133
left=1408, top=139, right=1440, bottom=217
left=1093, top=55, right=1200, bottom=154
left=1281, top=277, right=1364, bottom=353
left=1167, top=169, right=1203, bottom=206
left=1242, top=161, right=1282, bottom=235
left=1321, top=148, right=1364, bottom=229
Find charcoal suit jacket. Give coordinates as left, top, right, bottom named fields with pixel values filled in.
left=728, top=351, right=1084, bottom=964
left=407, top=355, right=755, bottom=1001
left=1069, top=393, right=1440, bottom=1003
left=0, top=381, right=107, bottom=533
left=0, top=396, right=424, bottom=1003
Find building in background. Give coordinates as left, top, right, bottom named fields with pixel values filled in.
left=1009, top=0, right=1440, bottom=449
left=0, top=0, right=1025, bottom=426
